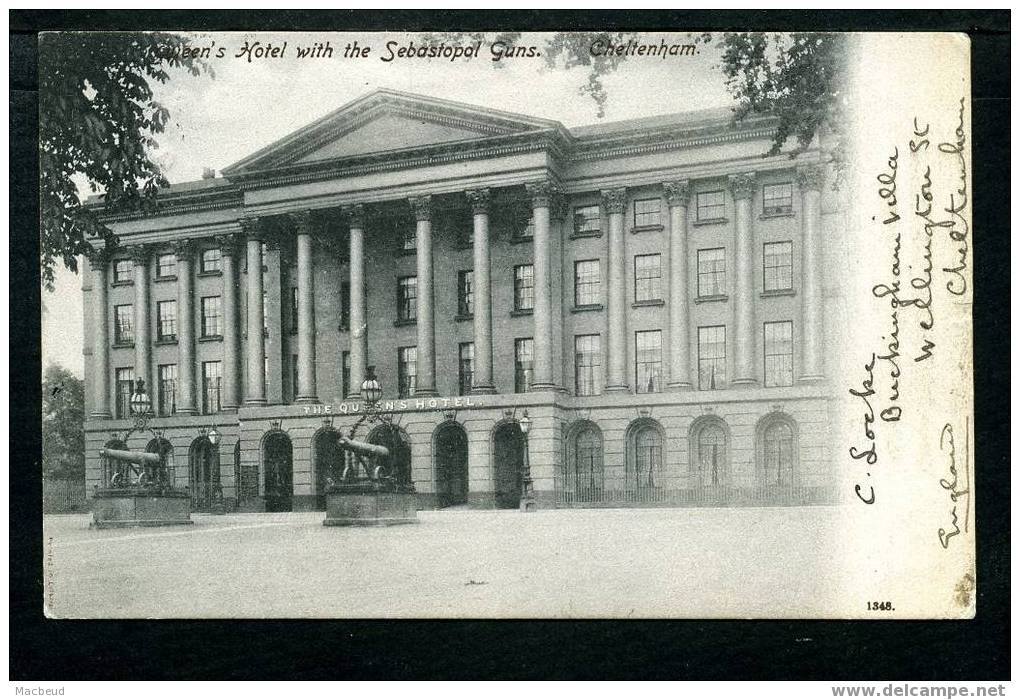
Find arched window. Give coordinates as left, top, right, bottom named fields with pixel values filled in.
left=632, top=425, right=662, bottom=490
left=690, top=418, right=730, bottom=487
left=761, top=420, right=796, bottom=486
left=573, top=425, right=603, bottom=500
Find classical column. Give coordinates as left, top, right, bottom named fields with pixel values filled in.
left=410, top=195, right=437, bottom=397
left=466, top=188, right=495, bottom=394
left=602, top=187, right=629, bottom=393
left=242, top=217, right=267, bottom=406
left=89, top=248, right=112, bottom=419
left=527, top=181, right=556, bottom=391
left=131, top=245, right=152, bottom=395
left=730, top=172, right=757, bottom=385
left=217, top=233, right=242, bottom=411
left=344, top=204, right=366, bottom=399
left=292, top=211, right=318, bottom=403
left=798, top=164, right=826, bottom=382
left=174, top=239, right=197, bottom=414
left=664, top=180, right=693, bottom=390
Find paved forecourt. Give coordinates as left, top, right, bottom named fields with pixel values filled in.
left=45, top=507, right=847, bottom=618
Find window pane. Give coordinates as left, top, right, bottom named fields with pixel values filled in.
left=697, top=248, right=726, bottom=297
left=763, top=241, right=793, bottom=291
left=201, top=248, right=221, bottom=273
left=201, top=296, right=222, bottom=337
left=514, top=265, right=534, bottom=311
left=634, top=254, right=662, bottom=302
left=574, top=259, right=600, bottom=307
left=763, top=182, right=794, bottom=215
left=458, top=342, right=474, bottom=395
left=697, top=424, right=727, bottom=485
left=574, top=334, right=602, bottom=396
left=697, top=190, right=726, bottom=221
left=458, top=270, right=474, bottom=316
left=202, top=361, right=222, bottom=414
left=157, top=254, right=176, bottom=279
left=764, top=321, right=794, bottom=387
left=573, top=205, right=601, bottom=235
left=157, top=300, right=177, bottom=340
left=698, top=326, right=726, bottom=390
left=763, top=422, right=795, bottom=485
left=398, top=276, right=417, bottom=321
left=113, top=259, right=132, bottom=284
left=398, top=346, right=417, bottom=398
left=634, top=198, right=661, bottom=227
left=635, top=330, right=662, bottom=393
left=115, top=367, right=135, bottom=418
left=633, top=427, right=662, bottom=489
left=114, top=304, right=134, bottom=344
left=158, top=364, right=177, bottom=416
left=514, top=338, right=534, bottom=393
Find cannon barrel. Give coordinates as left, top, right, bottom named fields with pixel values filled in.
left=337, top=437, right=390, bottom=459
left=99, top=448, right=161, bottom=466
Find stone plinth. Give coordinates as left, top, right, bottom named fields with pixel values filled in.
left=323, top=484, right=418, bottom=527
left=90, top=489, right=193, bottom=529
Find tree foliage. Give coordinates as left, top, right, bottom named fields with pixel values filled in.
left=39, top=32, right=209, bottom=289
left=42, top=364, right=85, bottom=478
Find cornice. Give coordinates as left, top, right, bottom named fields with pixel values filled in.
left=91, top=185, right=243, bottom=223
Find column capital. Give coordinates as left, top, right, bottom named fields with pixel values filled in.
left=342, top=203, right=366, bottom=229
left=89, top=246, right=113, bottom=267
left=129, top=244, right=152, bottom=265
left=600, top=187, right=628, bottom=214
left=409, top=195, right=432, bottom=222
left=525, top=180, right=557, bottom=208
left=728, top=172, right=757, bottom=201
left=239, top=215, right=264, bottom=241
left=797, top=164, right=826, bottom=192
left=289, top=209, right=316, bottom=235
left=549, top=192, right=569, bottom=222
left=663, top=179, right=692, bottom=207
left=465, top=188, right=491, bottom=215
left=214, top=232, right=242, bottom=254
left=171, top=239, right=195, bottom=261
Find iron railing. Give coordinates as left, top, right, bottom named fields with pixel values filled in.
left=557, top=483, right=839, bottom=508
left=43, top=478, right=88, bottom=513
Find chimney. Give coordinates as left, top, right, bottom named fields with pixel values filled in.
left=202, top=167, right=216, bottom=180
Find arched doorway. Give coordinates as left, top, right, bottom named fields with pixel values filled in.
left=434, top=422, right=468, bottom=507
left=493, top=422, right=525, bottom=509
left=145, top=437, right=175, bottom=488
left=313, top=429, right=343, bottom=509
left=263, top=432, right=293, bottom=512
left=571, top=423, right=604, bottom=503
left=189, top=437, right=220, bottom=511
left=367, top=424, right=412, bottom=485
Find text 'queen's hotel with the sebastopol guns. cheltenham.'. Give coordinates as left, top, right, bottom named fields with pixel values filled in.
left=82, top=88, right=841, bottom=513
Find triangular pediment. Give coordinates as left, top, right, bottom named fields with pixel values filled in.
left=223, top=89, right=564, bottom=174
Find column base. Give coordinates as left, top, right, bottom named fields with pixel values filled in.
left=528, top=382, right=557, bottom=392
left=220, top=404, right=240, bottom=414
left=175, top=407, right=198, bottom=416
left=731, top=378, right=757, bottom=386
left=243, top=398, right=268, bottom=407
left=667, top=381, right=694, bottom=391
left=89, top=411, right=112, bottom=420
left=414, top=388, right=438, bottom=398
left=797, top=374, right=825, bottom=384
left=604, top=384, right=631, bottom=394
left=470, top=384, right=497, bottom=395
left=295, top=396, right=320, bottom=404
left=345, top=393, right=361, bottom=400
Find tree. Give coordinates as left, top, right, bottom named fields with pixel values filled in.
left=42, top=364, right=85, bottom=478
left=39, top=32, right=210, bottom=290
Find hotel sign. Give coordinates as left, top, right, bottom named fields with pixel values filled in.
left=302, top=395, right=484, bottom=416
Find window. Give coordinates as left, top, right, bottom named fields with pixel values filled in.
left=764, top=321, right=794, bottom=387
left=458, top=342, right=474, bottom=395
left=290, top=353, right=299, bottom=402
left=402, top=226, right=416, bottom=252
left=290, top=287, right=299, bottom=334
left=200, top=248, right=221, bottom=274
left=573, top=426, right=604, bottom=499
left=397, top=276, right=417, bottom=322
left=697, top=190, right=726, bottom=221
left=573, top=205, right=601, bottom=236
left=761, top=420, right=795, bottom=486
left=457, top=270, right=474, bottom=317
left=697, top=248, right=726, bottom=298
left=113, top=259, right=132, bottom=284
left=763, top=182, right=794, bottom=215
left=633, top=198, right=661, bottom=228
left=398, top=346, right=417, bottom=398
left=635, top=330, right=663, bottom=393
left=514, top=338, right=534, bottom=393
left=513, top=264, right=534, bottom=312
left=156, top=300, right=177, bottom=341
left=633, top=425, right=662, bottom=490
left=156, top=253, right=176, bottom=279
left=341, top=351, right=350, bottom=398
left=763, top=241, right=794, bottom=292
left=201, top=296, right=222, bottom=338
left=340, top=281, right=351, bottom=331
left=202, top=361, right=222, bottom=414
left=574, top=260, right=600, bottom=307
left=157, top=364, right=177, bottom=416
left=519, top=215, right=535, bottom=240
left=114, top=304, right=134, bottom=344
left=574, top=334, right=602, bottom=396
left=698, top=326, right=726, bottom=390
left=634, top=254, right=662, bottom=302
left=115, top=368, right=134, bottom=419
left=695, top=421, right=728, bottom=486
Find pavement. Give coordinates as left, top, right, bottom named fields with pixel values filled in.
left=43, top=506, right=848, bottom=618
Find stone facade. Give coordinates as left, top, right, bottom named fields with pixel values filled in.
left=82, top=89, right=841, bottom=512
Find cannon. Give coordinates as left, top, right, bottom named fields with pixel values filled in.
left=91, top=444, right=192, bottom=529
left=337, top=437, right=390, bottom=459
left=324, top=427, right=417, bottom=526
left=99, top=448, right=161, bottom=465
left=100, top=447, right=169, bottom=489
left=337, top=436, right=393, bottom=482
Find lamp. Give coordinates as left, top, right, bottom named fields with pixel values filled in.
left=361, top=365, right=383, bottom=405
left=519, top=410, right=532, bottom=435
left=518, top=410, right=535, bottom=512
left=207, top=427, right=221, bottom=447
left=129, top=379, right=152, bottom=417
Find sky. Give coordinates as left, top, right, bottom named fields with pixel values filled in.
left=41, top=31, right=736, bottom=377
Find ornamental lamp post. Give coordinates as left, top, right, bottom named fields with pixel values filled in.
left=129, top=379, right=152, bottom=418
left=518, top=409, right=536, bottom=512
left=207, top=427, right=221, bottom=447
left=361, top=365, right=383, bottom=406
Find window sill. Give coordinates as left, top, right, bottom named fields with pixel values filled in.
left=632, top=299, right=665, bottom=308
left=154, top=275, right=177, bottom=283
left=394, top=319, right=416, bottom=328
left=761, top=289, right=796, bottom=299
left=695, top=294, right=729, bottom=304
left=111, top=281, right=134, bottom=288
left=510, top=309, right=534, bottom=318
left=454, top=313, right=474, bottom=322
left=630, top=224, right=664, bottom=234
left=759, top=211, right=795, bottom=220
left=197, top=270, right=223, bottom=278
left=510, top=236, right=534, bottom=245
left=155, top=338, right=178, bottom=346
left=199, top=335, right=223, bottom=343
left=571, top=304, right=604, bottom=314
left=569, top=231, right=602, bottom=240
left=693, top=217, right=729, bottom=227
left=112, top=342, right=135, bottom=349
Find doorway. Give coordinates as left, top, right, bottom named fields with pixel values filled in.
left=493, top=422, right=525, bottom=509
left=434, top=422, right=469, bottom=507
left=263, top=432, right=294, bottom=512
left=188, top=437, right=219, bottom=511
